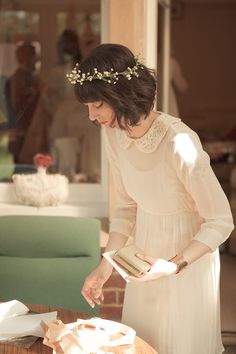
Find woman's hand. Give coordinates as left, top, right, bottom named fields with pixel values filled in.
left=126, top=254, right=177, bottom=282
left=81, top=261, right=113, bottom=308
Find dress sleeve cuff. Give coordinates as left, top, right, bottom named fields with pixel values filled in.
left=193, top=225, right=233, bottom=252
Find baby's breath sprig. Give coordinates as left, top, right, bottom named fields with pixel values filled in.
left=66, top=56, right=144, bottom=85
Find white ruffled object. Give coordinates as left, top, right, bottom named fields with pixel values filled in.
left=12, top=167, right=69, bottom=207
left=42, top=317, right=136, bottom=354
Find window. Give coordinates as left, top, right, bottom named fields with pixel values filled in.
left=0, top=0, right=108, bottom=215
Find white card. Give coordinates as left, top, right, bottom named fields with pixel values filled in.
left=102, top=250, right=130, bottom=282
left=0, top=311, right=57, bottom=339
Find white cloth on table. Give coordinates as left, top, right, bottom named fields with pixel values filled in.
left=0, top=300, right=29, bottom=319
left=0, top=300, right=57, bottom=339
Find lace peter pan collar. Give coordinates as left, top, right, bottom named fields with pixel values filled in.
left=116, top=113, right=180, bottom=153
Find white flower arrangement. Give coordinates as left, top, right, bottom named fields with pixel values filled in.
left=66, top=56, right=144, bottom=85
left=12, top=154, right=69, bottom=207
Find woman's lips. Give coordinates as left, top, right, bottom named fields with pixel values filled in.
left=100, top=121, right=108, bottom=125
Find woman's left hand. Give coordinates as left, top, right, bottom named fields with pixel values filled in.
left=126, top=253, right=177, bottom=282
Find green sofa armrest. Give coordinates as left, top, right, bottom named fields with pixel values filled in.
left=0, top=215, right=101, bottom=316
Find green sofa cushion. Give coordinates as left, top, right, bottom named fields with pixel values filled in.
left=0, top=256, right=98, bottom=314
left=0, top=215, right=100, bottom=257
left=0, top=215, right=101, bottom=315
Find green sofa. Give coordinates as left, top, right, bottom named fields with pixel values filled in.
left=0, top=215, right=100, bottom=316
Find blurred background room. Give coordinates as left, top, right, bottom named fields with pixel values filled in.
left=0, top=1, right=235, bottom=350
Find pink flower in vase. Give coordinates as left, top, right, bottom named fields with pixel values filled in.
left=34, top=153, right=53, bottom=171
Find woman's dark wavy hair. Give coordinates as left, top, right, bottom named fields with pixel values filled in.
left=74, top=43, right=157, bottom=129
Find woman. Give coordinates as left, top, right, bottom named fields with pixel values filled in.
left=68, top=43, right=234, bottom=354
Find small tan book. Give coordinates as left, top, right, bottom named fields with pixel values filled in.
left=112, top=245, right=151, bottom=278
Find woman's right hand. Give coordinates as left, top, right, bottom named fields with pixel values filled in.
left=81, top=261, right=113, bottom=308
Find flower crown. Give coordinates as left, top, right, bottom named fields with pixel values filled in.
left=66, top=56, right=144, bottom=85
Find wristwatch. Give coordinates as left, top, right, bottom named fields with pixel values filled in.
left=169, top=254, right=188, bottom=274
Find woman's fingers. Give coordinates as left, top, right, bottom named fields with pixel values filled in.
left=81, top=277, right=105, bottom=307
left=150, top=259, right=177, bottom=274
left=136, top=253, right=155, bottom=265
left=93, top=277, right=105, bottom=300
left=81, top=288, right=96, bottom=308
left=127, top=259, right=178, bottom=283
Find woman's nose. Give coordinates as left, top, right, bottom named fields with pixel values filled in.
left=89, top=115, right=96, bottom=121
left=87, top=105, right=97, bottom=121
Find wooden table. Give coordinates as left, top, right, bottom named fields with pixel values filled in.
left=0, top=304, right=158, bottom=353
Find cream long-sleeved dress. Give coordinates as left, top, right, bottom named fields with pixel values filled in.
left=104, top=113, right=234, bottom=354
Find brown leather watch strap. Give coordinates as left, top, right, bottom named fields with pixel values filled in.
left=169, top=255, right=188, bottom=274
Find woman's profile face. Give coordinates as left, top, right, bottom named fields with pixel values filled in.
left=85, top=101, right=117, bottom=128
